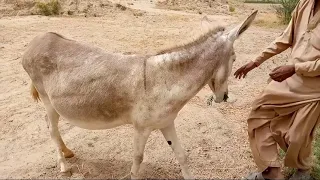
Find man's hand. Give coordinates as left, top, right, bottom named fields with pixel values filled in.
left=234, top=61, right=258, bottom=79
left=269, top=65, right=295, bottom=82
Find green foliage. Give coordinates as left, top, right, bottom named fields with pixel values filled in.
left=244, top=0, right=299, bottom=24
left=312, top=131, right=320, bottom=179
left=229, top=5, right=235, bottom=12
left=36, top=0, right=61, bottom=16
left=274, top=0, right=299, bottom=24
left=280, top=131, right=320, bottom=179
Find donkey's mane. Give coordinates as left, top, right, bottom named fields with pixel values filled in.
left=47, top=32, right=75, bottom=41
left=156, top=26, right=225, bottom=55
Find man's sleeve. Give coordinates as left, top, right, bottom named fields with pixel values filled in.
left=253, top=4, right=299, bottom=66
left=295, top=59, right=320, bottom=77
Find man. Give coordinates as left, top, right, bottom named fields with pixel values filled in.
left=234, top=0, right=320, bottom=179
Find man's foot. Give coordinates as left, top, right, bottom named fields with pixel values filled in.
left=245, top=167, right=284, bottom=180
left=289, top=170, right=314, bottom=180
left=244, top=172, right=286, bottom=180
left=245, top=172, right=266, bottom=180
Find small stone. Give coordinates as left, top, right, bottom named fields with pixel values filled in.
left=46, top=164, right=56, bottom=169
left=67, top=10, right=74, bottom=15
left=202, top=148, right=209, bottom=152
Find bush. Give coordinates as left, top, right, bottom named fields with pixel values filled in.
left=274, top=0, right=299, bottom=24
left=36, top=0, right=61, bottom=16
left=229, top=5, right=235, bottom=12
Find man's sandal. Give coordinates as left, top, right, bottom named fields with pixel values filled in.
left=289, top=171, right=314, bottom=180
left=244, top=172, right=267, bottom=180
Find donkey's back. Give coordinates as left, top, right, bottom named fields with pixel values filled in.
left=22, top=32, right=146, bottom=129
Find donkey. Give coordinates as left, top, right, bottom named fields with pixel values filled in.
left=22, top=11, right=257, bottom=179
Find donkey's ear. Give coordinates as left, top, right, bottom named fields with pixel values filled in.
left=201, top=16, right=212, bottom=32
left=227, top=10, right=258, bottom=42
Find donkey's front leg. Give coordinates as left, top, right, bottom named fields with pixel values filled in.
left=130, top=127, right=152, bottom=179
left=161, top=123, right=194, bottom=179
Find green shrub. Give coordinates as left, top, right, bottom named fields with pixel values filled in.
left=229, top=5, right=235, bottom=12
left=274, top=0, right=299, bottom=24
left=312, top=131, right=320, bottom=179
left=36, top=0, right=61, bottom=16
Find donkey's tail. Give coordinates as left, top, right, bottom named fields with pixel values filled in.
left=30, top=83, right=40, bottom=102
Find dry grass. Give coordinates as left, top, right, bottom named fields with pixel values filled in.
left=0, top=0, right=146, bottom=17
left=156, top=0, right=229, bottom=15
left=252, top=13, right=285, bottom=28
left=12, top=0, right=35, bottom=10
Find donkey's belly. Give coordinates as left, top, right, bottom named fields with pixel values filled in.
left=61, top=115, right=128, bottom=130
left=50, top=96, right=132, bottom=130
left=52, top=104, right=130, bottom=130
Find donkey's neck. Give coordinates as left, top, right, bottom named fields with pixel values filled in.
left=149, top=26, right=227, bottom=100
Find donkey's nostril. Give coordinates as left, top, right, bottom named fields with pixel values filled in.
left=223, top=93, right=229, bottom=102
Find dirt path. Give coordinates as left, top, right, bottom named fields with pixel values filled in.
left=0, top=1, right=289, bottom=179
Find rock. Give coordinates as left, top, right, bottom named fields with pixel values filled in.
left=67, top=10, right=74, bottom=15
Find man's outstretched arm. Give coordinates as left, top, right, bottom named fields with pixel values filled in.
left=254, top=12, right=297, bottom=66
left=234, top=2, right=300, bottom=79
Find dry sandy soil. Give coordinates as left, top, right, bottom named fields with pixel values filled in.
left=0, top=0, right=291, bottom=179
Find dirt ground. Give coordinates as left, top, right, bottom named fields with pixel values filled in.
left=0, top=0, right=291, bottom=179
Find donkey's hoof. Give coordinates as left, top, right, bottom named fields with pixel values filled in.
left=119, top=172, right=131, bottom=180
left=182, top=171, right=194, bottom=180
left=59, top=162, right=72, bottom=174
left=60, top=169, right=72, bottom=178
left=63, top=148, right=74, bottom=158
left=60, top=166, right=71, bottom=173
left=225, top=93, right=237, bottom=103
left=130, top=172, right=140, bottom=180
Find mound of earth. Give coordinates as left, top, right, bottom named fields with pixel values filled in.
left=156, top=0, right=230, bottom=15
left=0, top=0, right=145, bottom=17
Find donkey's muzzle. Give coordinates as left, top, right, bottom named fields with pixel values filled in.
left=223, top=93, right=229, bottom=102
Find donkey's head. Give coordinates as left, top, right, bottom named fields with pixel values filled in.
left=204, top=10, right=258, bottom=103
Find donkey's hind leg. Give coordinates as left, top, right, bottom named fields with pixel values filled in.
left=44, top=102, right=74, bottom=172
left=44, top=114, right=74, bottom=158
